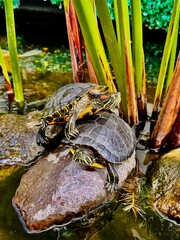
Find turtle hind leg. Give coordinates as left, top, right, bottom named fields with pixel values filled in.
left=105, top=163, right=119, bottom=192
left=36, top=121, right=50, bottom=146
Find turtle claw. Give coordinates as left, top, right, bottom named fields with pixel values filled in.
left=65, top=128, right=79, bottom=140
left=105, top=181, right=118, bottom=193
left=36, top=127, right=50, bottom=146
left=105, top=163, right=119, bottom=192
left=36, top=134, right=50, bottom=147
left=36, top=121, right=50, bottom=147
left=110, top=107, right=119, bottom=116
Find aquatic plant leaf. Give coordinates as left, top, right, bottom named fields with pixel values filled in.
left=95, top=0, right=127, bottom=114
left=152, top=0, right=180, bottom=114
left=4, top=0, right=24, bottom=109
left=72, top=0, right=116, bottom=92
left=131, top=0, right=147, bottom=122
left=115, top=0, right=138, bottom=124
left=0, top=47, right=11, bottom=84
left=150, top=52, right=180, bottom=150
left=64, top=0, right=85, bottom=83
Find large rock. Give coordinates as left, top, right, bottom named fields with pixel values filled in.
left=12, top=144, right=136, bottom=233
left=148, top=148, right=180, bottom=224
left=0, top=111, right=44, bottom=166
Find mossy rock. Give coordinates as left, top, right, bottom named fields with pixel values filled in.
left=147, top=148, right=180, bottom=224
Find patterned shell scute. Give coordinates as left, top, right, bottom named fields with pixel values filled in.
left=43, top=83, right=97, bottom=116
left=71, top=111, right=135, bottom=163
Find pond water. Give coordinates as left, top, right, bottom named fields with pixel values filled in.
left=0, top=40, right=179, bottom=240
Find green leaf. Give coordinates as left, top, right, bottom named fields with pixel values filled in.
left=72, top=0, right=116, bottom=92
left=4, top=0, right=24, bottom=109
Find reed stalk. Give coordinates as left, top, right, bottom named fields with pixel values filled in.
left=131, top=0, right=147, bottom=122
left=165, top=21, right=179, bottom=91
left=150, top=52, right=180, bottom=150
left=84, top=0, right=98, bottom=84
left=4, top=0, right=24, bottom=109
left=72, top=0, right=116, bottom=92
left=0, top=46, right=14, bottom=102
left=64, top=0, right=85, bottom=83
left=0, top=47, right=11, bottom=84
left=152, top=0, right=180, bottom=114
left=95, top=0, right=127, bottom=114
left=114, top=0, right=138, bottom=124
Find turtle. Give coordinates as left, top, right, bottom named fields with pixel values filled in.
left=62, top=111, right=135, bottom=192
left=36, top=83, right=121, bottom=147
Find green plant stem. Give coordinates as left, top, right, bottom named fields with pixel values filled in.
left=116, top=0, right=138, bottom=124
left=131, top=0, right=143, bottom=94
left=0, top=46, right=11, bottom=84
left=95, top=0, right=127, bottom=114
left=4, top=0, right=24, bottom=109
left=152, top=0, right=180, bottom=113
left=165, top=20, right=179, bottom=91
left=131, top=0, right=147, bottom=121
left=72, top=0, right=116, bottom=92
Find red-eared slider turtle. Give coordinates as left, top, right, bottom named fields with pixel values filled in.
left=62, top=111, right=135, bottom=192
left=37, top=83, right=121, bottom=147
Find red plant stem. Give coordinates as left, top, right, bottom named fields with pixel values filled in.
left=125, top=42, right=139, bottom=125
left=150, top=52, right=180, bottom=150
left=169, top=112, right=180, bottom=149
left=137, top=51, right=147, bottom=124
left=5, top=80, right=14, bottom=103
left=64, top=0, right=85, bottom=83
left=85, top=47, right=99, bottom=84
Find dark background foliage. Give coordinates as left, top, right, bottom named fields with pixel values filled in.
left=0, top=0, right=175, bottom=30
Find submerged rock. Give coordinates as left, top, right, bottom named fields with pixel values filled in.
left=12, top=144, right=136, bottom=233
left=148, top=148, right=180, bottom=224
left=0, top=111, right=44, bottom=166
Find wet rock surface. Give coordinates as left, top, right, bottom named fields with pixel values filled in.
left=148, top=148, right=180, bottom=224
left=0, top=111, right=44, bottom=166
left=12, top=144, right=136, bottom=233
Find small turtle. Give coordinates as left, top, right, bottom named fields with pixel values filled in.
left=62, top=111, right=135, bottom=192
left=37, top=83, right=121, bottom=147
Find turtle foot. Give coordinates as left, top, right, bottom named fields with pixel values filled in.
left=36, top=134, right=50, bottom=147
left=105, top=181, right=118, bottom=193
left=65, top=128, right=79, bottom=140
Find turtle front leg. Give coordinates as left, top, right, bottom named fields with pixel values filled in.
left=105, top=163, right=119, bottom=192
left=65, top=113, right=79, bottom=139
left=65, top=99, right=90, bottom=139
left=36, top=121, right=50, bottom=146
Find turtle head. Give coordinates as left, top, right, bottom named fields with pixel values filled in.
left=72, top=146, right=96, bottom=166
left=91, top=92, right=121, bottom=114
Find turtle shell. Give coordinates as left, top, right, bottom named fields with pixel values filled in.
left=42, top=83, right=99, bottom=117
left=64, top=111, right=135, bottom=163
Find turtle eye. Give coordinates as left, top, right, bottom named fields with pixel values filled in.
left=99, top=94, right=109, bottom=99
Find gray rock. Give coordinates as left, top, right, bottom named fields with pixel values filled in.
left=0, top=111, right=44, bottom=166
left=13, top=144, right=136, bottom=233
